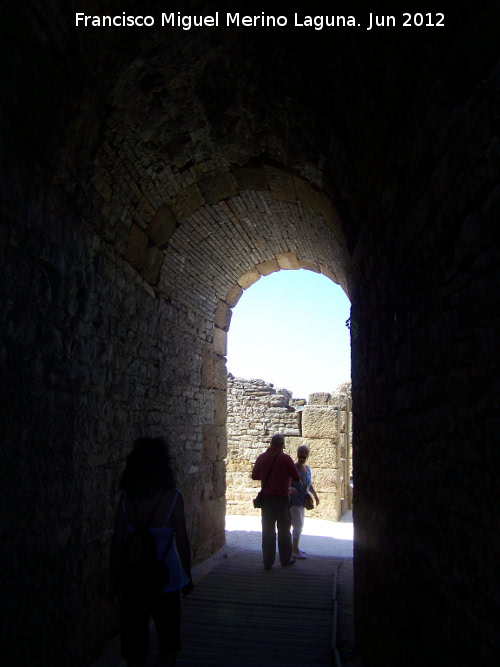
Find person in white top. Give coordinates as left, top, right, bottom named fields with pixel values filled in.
left=290, top=445, right=320, bottom=559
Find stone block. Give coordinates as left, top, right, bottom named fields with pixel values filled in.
left=147, top=204, right=177, bottom=246
left=215, top=299, right=232, bottom=331
left=124, top=223, right=148, bottom=270
left=225, top=283, right=243, bottom=307
left=309, top=392, right=330, bottom=405
left=286, top=437, right=341, bottom=468
left=201, top=348, right=227, bottom=390
left=202, top=425, right=227, bottom=463
left=212, top=460, right=226, bottom=499
left=226, top=459, right=252, bottom=473
left=256, top=259, right=280, bottom=276
left=276, top=252, right=300, bottom=270
left=298, top=261, right=320, bottom=273
left=231, top=163, right=268, bottom=191
left=192, top=497, right=225, bottom=561
left=293, top=176, right=324, bottom=213
left=214, top=389, right=227, bottom=426
left=263, top=164, right=296, bottom=202
left=282, top=426, right=301, bottom=437
left=268, top=393, right=290, bottom=408
left=319, top=196, right=345, bottom=245
left=213, top=326, right=227, bottom=356
left=131, top=181, right=156, bottom=215
left=295, top=182, right=343, bottom=245
left=328, top=392, right=351, bottom=410
left=197, top=168, right=238, bottom=204
left=170, top=183, right=205, bottom=222
left=313, top=467, right=342, bottom=489
left=238, top=267, right=261, bottom=289
left=301, top=405, right=339, bottom=439
left=139, top=246, right=163, bottom=285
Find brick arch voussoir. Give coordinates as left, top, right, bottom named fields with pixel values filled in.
left=122, top=159, right=348, bottom=289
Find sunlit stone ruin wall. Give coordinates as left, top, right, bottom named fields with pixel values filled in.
left=226, top=376, right=352, bottom=520
left=2, top=2, right=498, bottom=666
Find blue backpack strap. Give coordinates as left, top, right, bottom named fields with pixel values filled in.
left=163, top=489, right=179, bottom=527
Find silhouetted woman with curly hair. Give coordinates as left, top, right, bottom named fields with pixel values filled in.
left=110, top=437, right=193, bottom=667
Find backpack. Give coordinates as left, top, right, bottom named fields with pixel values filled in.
left=120, top=526, right=171, bottom=596
left=119, top=492, right=176, bottom=597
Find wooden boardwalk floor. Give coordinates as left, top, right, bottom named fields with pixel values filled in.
left=94, top=551, right=360, bottom=666
left=176, top=551, right=341, bottom=666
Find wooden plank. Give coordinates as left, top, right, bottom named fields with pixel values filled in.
left=176, top=551, right=339, bottom=666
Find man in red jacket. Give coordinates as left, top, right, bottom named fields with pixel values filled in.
left=252, top=433, right=300, bottom=569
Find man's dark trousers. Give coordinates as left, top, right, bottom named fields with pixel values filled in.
left=261, top=494, right=293, bottom=567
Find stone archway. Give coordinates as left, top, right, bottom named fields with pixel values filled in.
left=2, top=3, right=499, bottom=666
left=147, top=178, right=353, bottom=561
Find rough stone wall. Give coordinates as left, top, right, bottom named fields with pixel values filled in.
left=299, top=385, right=353, bottom=518
left=2, top=2, right=498, bottom=666
left=350, top=57, right=500, bottom=667
left=226, top=376, right=352, bottom=521
left=0, top=155, right=227, bottom=664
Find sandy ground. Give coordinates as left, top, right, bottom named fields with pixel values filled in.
left=192, top=510, right=353, bottom=582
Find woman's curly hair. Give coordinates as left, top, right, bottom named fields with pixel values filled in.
left=119, top=436, right=176, bottom=498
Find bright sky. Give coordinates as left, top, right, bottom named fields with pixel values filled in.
left=226, top=269, right=352, bottom=399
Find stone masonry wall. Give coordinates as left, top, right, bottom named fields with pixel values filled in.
left=0, top=164, right=227, bottom=664
left=226, top=375, right=352, bottom=521
left=3, top=4, right=498, bottom=666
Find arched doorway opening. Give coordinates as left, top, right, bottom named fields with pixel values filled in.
left=227, top=269, right=351, bottom=399
left=149, top=174, right=354, bottom=562
left=224, top=268, right=352, bottom=520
